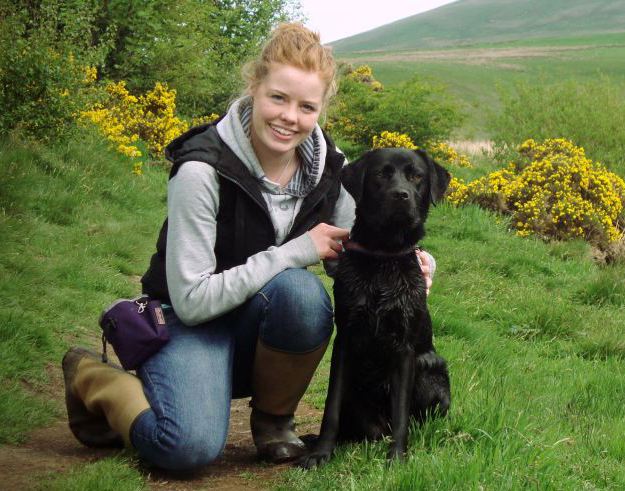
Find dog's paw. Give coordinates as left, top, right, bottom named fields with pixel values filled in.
left=386, top=444, right=407, bottom=462
left=297, top=450, right=333, bottom=469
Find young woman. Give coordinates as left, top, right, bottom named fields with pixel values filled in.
left=62, top=23, right=435, bottom=471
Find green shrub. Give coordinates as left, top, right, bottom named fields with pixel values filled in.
left=326, top=65, right=463, bottom=149
left=0, top=1, right=111, bottom=139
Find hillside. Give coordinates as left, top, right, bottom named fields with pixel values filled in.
left=331, top=0, right=625, bottom=53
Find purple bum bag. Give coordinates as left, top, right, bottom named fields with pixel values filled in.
left=99, top=296, right=169, bottom=370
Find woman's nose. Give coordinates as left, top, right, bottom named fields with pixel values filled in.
left=280, top=103, right=297, bottom=123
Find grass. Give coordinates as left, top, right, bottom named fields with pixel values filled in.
left=3, top=92, right=625, bottom=488
left=37, top=456, right=146, bottom=491
left=331, top=1, right=625, bottom=53
left=0, top=128, right=166, bottom=452
left=287, top=203, right=625, bottom=490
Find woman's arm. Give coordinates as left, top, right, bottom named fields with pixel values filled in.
left=166, top=161, right=319, bottom=326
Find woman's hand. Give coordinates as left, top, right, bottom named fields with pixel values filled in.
left=417, top=250, right=433, bottom=296
left=309, top=223, right=350, bottom=260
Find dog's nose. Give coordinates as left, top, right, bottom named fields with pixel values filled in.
left=392, top=190, right=410, bottom=201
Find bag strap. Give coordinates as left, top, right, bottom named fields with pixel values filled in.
left=101, top=333, right=109, bottom=364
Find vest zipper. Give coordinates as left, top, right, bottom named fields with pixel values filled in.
left=216, top=171, right=272, bottom=221
left=286, top=191, right=326, bottom=241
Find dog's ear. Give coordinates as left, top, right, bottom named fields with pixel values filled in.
left=340, top=154, right=368, bottom=203
left=416, top=149, right=451, bottom=204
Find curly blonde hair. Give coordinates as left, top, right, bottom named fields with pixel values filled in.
left=242, top=23, right=337, bottom=106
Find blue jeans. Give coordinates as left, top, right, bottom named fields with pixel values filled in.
left=130, top=269, right=333, bottom=471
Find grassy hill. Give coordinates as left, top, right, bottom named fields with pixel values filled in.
left=331, top=0, right=625, bottom=53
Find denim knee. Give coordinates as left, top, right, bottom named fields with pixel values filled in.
left=132, top=410, right=228, bottom=471
left=258, top=268, right=333, bottom=352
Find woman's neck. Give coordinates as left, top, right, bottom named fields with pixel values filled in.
left=251, top=135, right=299, bottom=187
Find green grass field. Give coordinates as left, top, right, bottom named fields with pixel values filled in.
left=341, top=35, right=625, bottom=139
left=2, top=123, right=625, bottom=488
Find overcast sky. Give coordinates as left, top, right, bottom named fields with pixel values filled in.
left=299, top=0, right=458, bottom=43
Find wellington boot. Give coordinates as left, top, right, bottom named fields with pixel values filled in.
left=250, top=340, right=328, bottom=463
left=250, top=408, right=305, bottom=463
left=63, top=347, right=150, bottom=447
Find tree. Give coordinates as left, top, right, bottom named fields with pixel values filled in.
left=0, top=0, right=301, bottom=138
left=97, top=0, right=302, bottom=115
left=0, top=0, right=112, bottom=138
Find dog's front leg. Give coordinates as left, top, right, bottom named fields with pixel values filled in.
left=388, top=351, right=416, bottom=461
left=298, top=333, right=347, bottom=469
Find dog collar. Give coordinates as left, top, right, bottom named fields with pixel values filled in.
left=342, top=240, right=417, bottom=258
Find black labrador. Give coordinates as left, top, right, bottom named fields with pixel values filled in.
left=300, top=148, right=452, bottom=468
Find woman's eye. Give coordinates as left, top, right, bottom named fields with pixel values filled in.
left=271, top=94, right=284, bottom=102
left=302, top=104, right=317, bottom=113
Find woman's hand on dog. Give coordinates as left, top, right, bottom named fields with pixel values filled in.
left=417, top=250, right=433, bottom=296
left=309, top=223, right=350, bottom=260
left=308, top=223, right=434, bottom=290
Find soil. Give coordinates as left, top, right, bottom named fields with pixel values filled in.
left=0, top=354, right=323, bottom=490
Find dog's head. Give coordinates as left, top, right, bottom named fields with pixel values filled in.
left=342, top=148, right=450, bottom=248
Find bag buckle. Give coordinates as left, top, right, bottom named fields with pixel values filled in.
left=135, top=299, right=148, bottom=314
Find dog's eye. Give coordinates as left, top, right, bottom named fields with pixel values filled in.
left=406, top=170, right=423, bottom=182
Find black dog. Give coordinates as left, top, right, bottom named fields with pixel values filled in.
left=300, top=148, right=452, bottom=468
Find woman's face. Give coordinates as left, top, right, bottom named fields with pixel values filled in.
left=250, top=63, right=325, bottom=160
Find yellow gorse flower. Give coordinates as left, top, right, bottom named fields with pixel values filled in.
left=447, top=138, right=625, bottom=247
left=80, top=81, right=191, bottom=161
left=84, top=66, right=97, bottom=84
left=428, top=142, right=473, bottom=168
left=346, top=65, right=384, bottom=91
left=190, top=113, right=220, bottom=127
left=372, top=131, right=418, bottom=150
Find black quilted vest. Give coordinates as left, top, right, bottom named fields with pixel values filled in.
left=141, top=124, right=345, bottom=302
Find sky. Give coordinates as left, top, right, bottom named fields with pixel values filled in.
left=299, top=0, right=458, bottom=43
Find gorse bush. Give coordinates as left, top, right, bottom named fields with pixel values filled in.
left=428, top=142, right=473, bottom=169
left=370, top=132, right=474, bottom=173
left=447, top=138, right=625, bottom=248
left=346, top=65, right=384, bottom=91
left=372, top=131, right=417, bottom=149
left=81, top=81, right=221, bottom=172
left=80, top=81, right=199, bottom=171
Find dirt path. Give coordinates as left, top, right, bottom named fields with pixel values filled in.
left=0, top=399, right=321, bottom=490
left=0, top=360, right=322, bottom=490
